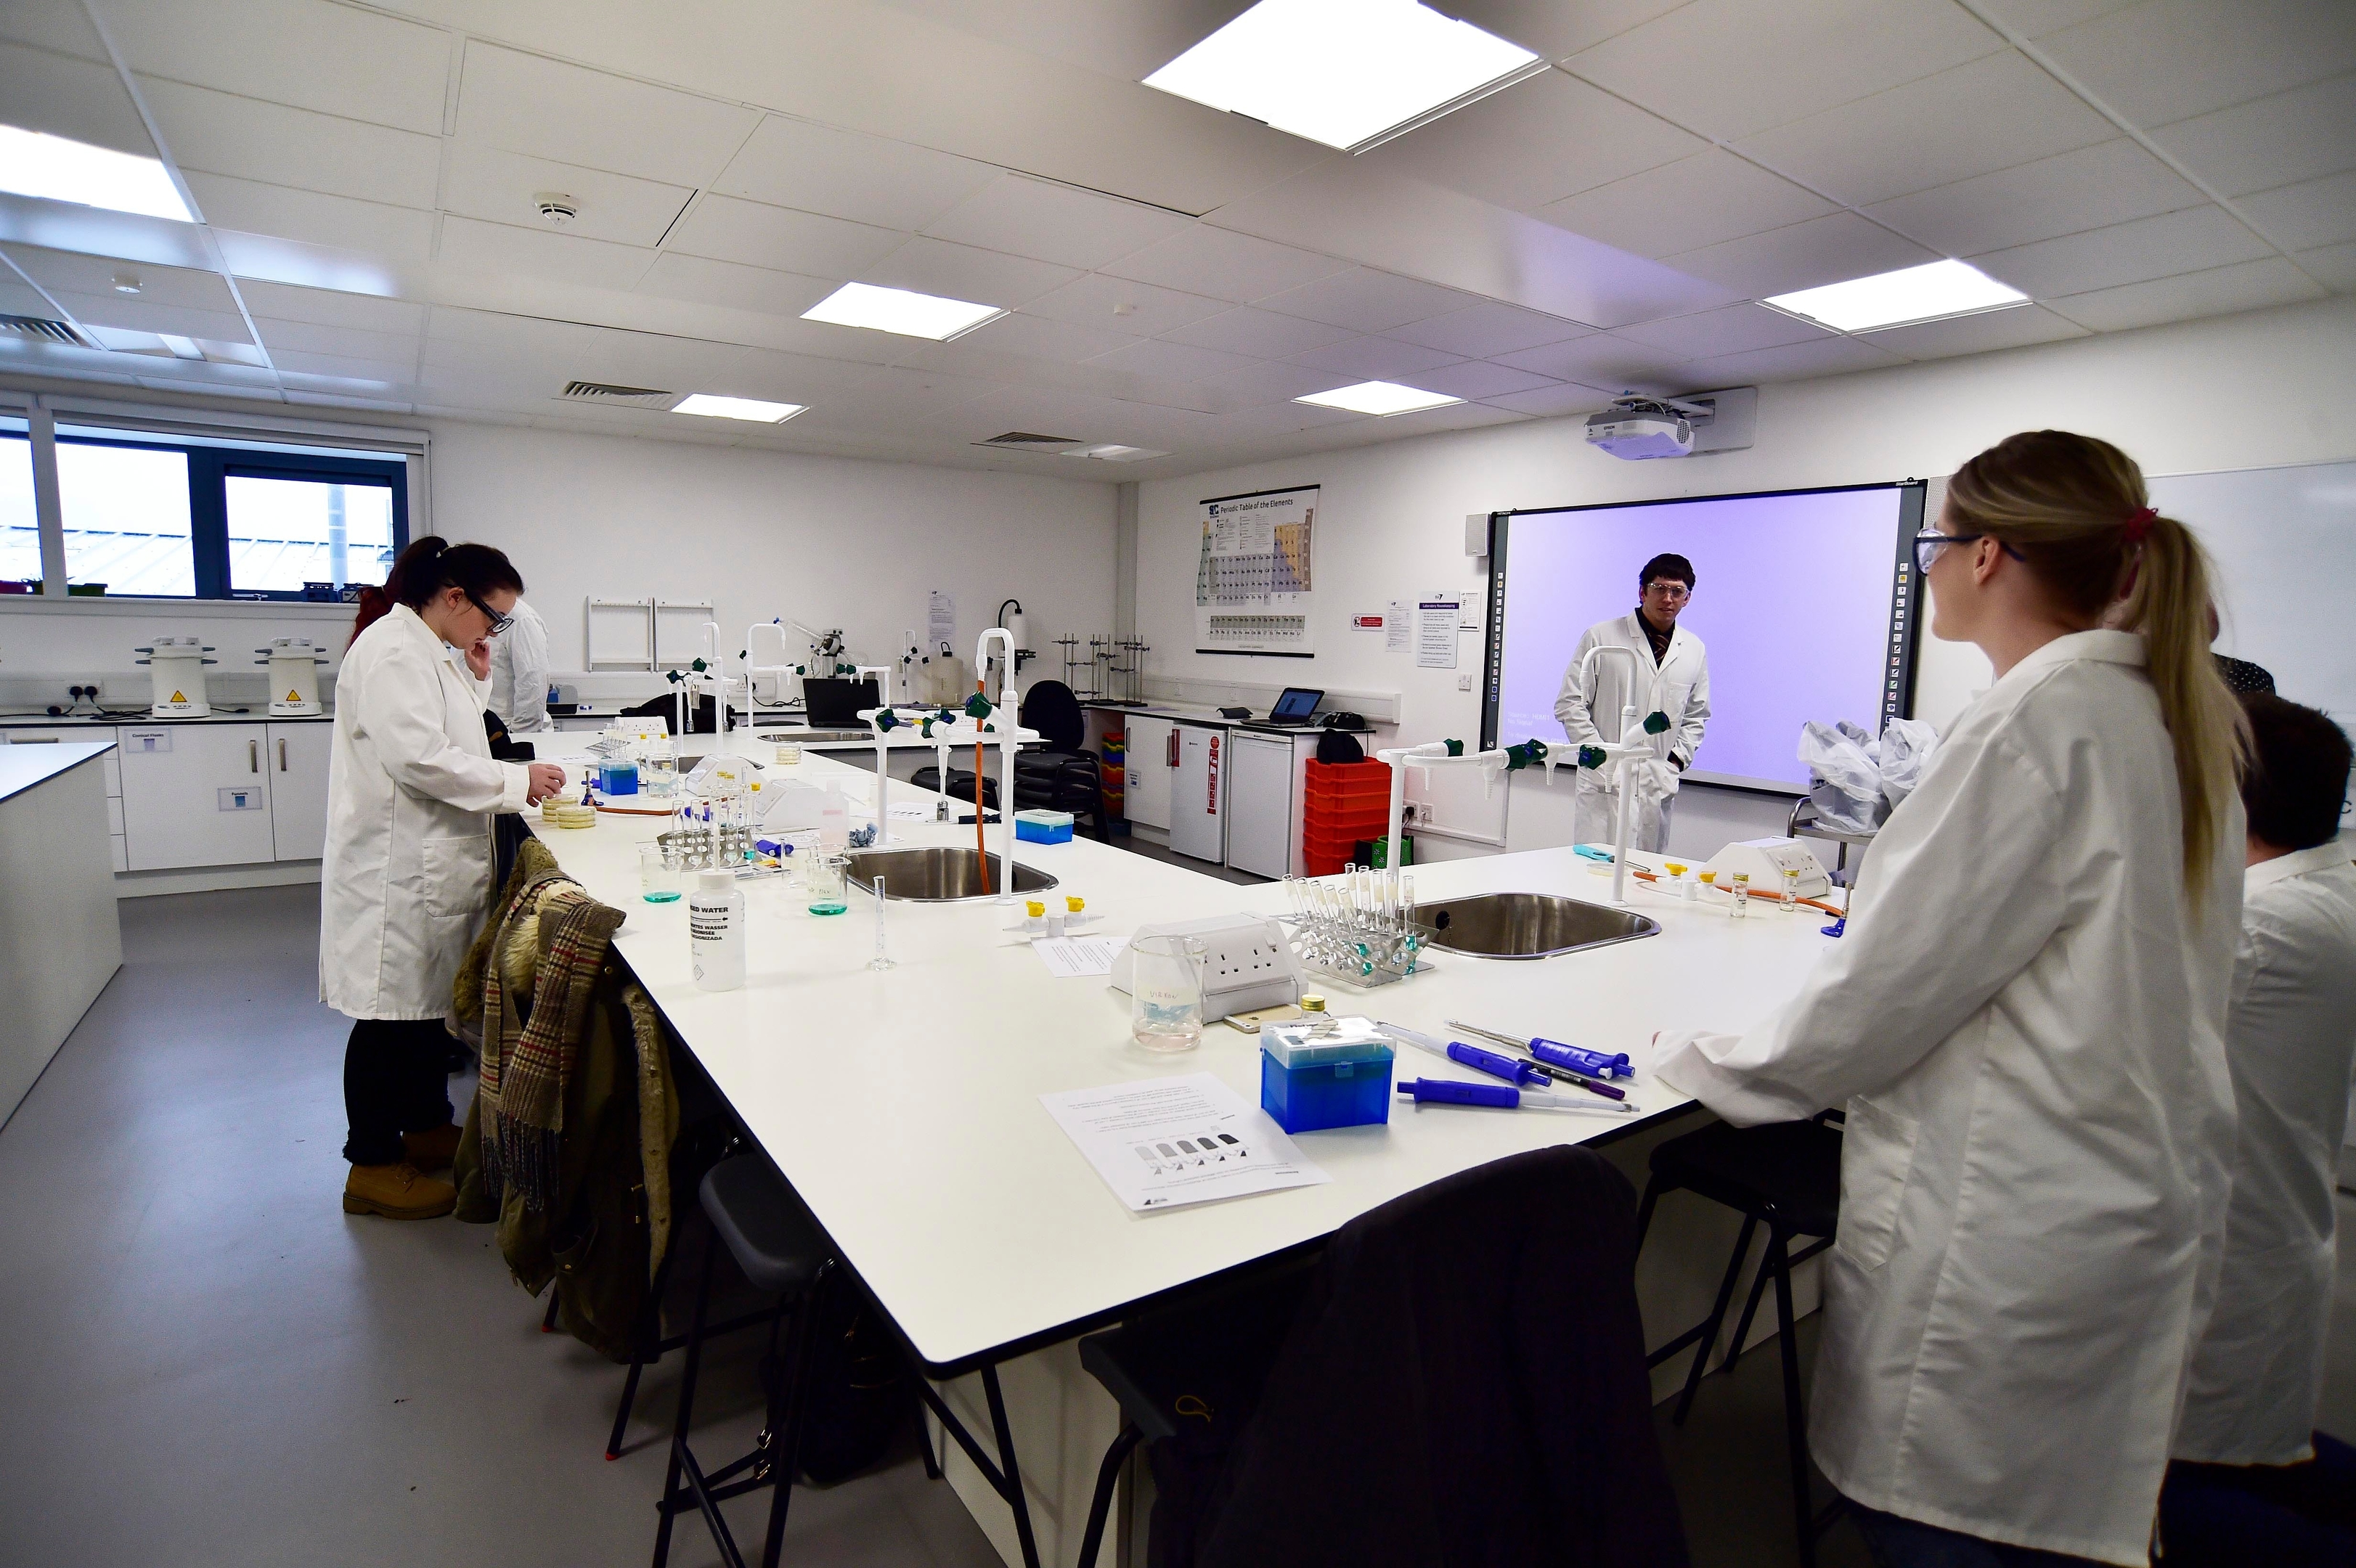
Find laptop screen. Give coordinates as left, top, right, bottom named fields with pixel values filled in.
left=1271, top=687, right=1323, bottom=721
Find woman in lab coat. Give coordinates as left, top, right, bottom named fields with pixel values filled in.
left=322, top=536, right=566, bottom=1220
left=1655, top=430, right=2246, bottom=1567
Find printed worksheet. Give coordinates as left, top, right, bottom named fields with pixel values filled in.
left=1031, top=935, right=1120, bottom=979
left=1041, top=1074, right=1332, bottom=1212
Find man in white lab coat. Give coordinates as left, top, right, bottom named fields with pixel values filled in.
left=1554, top=552, right=1709, bottom=852
left=487, top=594, right=552, bottom=732
left=2164, top=693, right=2356, bottom=1559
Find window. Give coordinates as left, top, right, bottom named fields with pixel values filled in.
left=60, top=439, right=195, bottom=596
left=225, top=465, right=398, bottom=596
left=0, top=435, right=33, bottom=586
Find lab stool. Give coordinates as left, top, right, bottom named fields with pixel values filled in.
left=650, top=1153, right=838, bottom=1568
left=1635, top=1114, right=1843, bottom=1568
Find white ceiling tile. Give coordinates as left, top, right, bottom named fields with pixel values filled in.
left=1856, top=303, right=2090, bottom=360
left=2045, top=256, right=2328, bottom=330
left=1491, top=332, right=1691, bottom=388
left=1970, top=0, right=2142, bottom=37
left=1863, top=139, right=2206, bottom=256
left=440, top=142, right=695, bottom=249
left=1614, top=302, right=1833, bottom=357
left=0, top=271, right=56, bottom=317
left=436, top=214, right=658, bottom=291
left=1658, top=213, right=1939, bottom=298
left=921, top=175, right=1189, bottom=271
left=180, top=173, right=438, bottom=269
left=455, top=41, right=760, bottom=188
left=632, top=252, right=839, bottom=318
left=0, top=41, right=152, bottom=155
left=1564, top=0, right=2003, bottom=142
left=1970, top=205, right=2273, bottom=296
left=951, top=310, right=1144, bottom=364
left=49, top=292, right=253, bottom=343
left=105, top=0, right=452, bottom=134
left=1158, top=306, right=1357, bottom=359
left=1483, top=380, right=1618, bottom=417
left=266, top=347, right=414, bottom=385
left=1445, top=0, right=1693, bottom=60
left=1101, top=226, right=1350, bottom=303
left=2146, top=73, right=2356, bottom=198
left=2034, top=0, right=2356, bottom=128
left=1022, top=271, right=1228, bottom=338
left=712, top=117, right=1000, bottom=232
left=2291, top=240, right=2356, bottom=291
left=3, top=243, right=229, bottom=309
left=1736, top=51, right=2116, bottom=208
left=860, top=236, right=1080, bottom=309
left=0, top=1, right=110, bottom=62
left=233, top=281, right=426, bottom=337
left=212, top=228, right=425, bottom=300
left=1085, top=338, right=1260, bottom=385
left=2236, top=170, right=2356, bottom=252
left=250, top=317, right=419, bottom=364
left=1365, top=401, right=1531, bottom=438
left=1356, top=68, right=1705, bottom=211
left=1663, top=333, right=1909, bottom=392
left=1252, top=269, right=1480, bottom=333
left=664, top=194, right=903, bottom=278
left=1384, top=301, right=1594, bottom=356
left=1532, top=150, right=1837, bottom=258
left=1187, top=359, right=1353, bottom=410
left=1282, top=337, right=1466, bottom=380
left=714, top=348, right=896, bottom=403
left=1410, top=361, right=1561, bottom=401
left=138, top=76, right=440, bottom=211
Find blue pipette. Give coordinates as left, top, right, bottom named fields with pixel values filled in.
left=1378, top=1023, right=1547, bottom=1088
left=1395, top=1077, right=1634, bottom=1115
left=1446, top=1018, right=1634, bottom=1081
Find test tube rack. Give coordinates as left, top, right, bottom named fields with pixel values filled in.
left=1281, top=867, right=1427, bottom=989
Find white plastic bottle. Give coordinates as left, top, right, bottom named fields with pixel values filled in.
left=689, top=870, right=746, bottom=991
left=819, top=783, right=849, bottom=852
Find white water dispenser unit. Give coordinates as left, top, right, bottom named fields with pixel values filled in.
left=136, top=636, right=215, bottom=716
left=258, top=637, right=327, bottom=716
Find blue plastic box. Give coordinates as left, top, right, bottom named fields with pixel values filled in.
left=1014, top=809, right=1073, bottom=844
left=1260, top=1024, right=1394, bottom=1134
left=597, top=759, right=639, bottom=796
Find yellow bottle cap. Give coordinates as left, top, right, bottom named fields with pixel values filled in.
left=1299, top=994, right=1326, bottom=1013
left=1066, top=896, right=1084, bottom=912
left=1025, top=899, right=1045, bottom=917
left=1698, top=871, right=1716, bottom=883
left=1664, top=862, right=1686, bottom=875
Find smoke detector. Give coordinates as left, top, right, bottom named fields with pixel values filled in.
left=111, top=271, right=142, bottom=295
left=532, top=192, right=580, bottom=227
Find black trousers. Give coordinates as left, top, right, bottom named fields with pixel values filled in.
left=342, top=1018, right=457, bottom=1166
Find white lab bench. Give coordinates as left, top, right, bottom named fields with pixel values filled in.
left=527, top=751, right=1835, bottom=1567
left=0, top=740, right=122, bottom=1119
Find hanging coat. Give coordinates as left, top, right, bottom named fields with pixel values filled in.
left=2174, top=841, right=2356, bottom=1466
left=1652, top=630, right=2239, bottom=1567
left=1553, top=611, right=1708, bottom=849
left=320, top=602, right=531, bottom=1020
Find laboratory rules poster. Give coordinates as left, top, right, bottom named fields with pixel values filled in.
left=1194, top=484, right=1316, bottom=656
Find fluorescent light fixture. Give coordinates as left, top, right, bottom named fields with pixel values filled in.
left=1762, top=259, right=2028, bottom=333
left=1064, top=444, right=1168, bottom=462
left=0, top=124, right=192, bottom=222
left=1295, top=380, right=1463, bottom=417
left=801, top=281, right=1005, bottom=340
left=672, top=393, right=805, bottom=422
left=1144, top=0, right=1544, bottom=153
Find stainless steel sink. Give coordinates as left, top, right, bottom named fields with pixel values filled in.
left=1411, top=891, right=1658, bottom=959
left=844, top=846, right=1058, bottom=902
left=758, top=729, right=870, bottom=743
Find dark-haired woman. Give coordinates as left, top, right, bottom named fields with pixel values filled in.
left=322, top=536, right=565, bottom=1220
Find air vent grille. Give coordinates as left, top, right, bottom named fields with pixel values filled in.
left=0, top=314, right=97, bottom=348
left=981, top=431, right=1084, bottom=448
left=559, top=380, right=676, bottom=408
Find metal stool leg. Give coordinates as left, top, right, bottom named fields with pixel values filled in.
left=1768, top=1231, right=1817, bottom=1568
left=1076, top=1424, right=1144, bottom=1568
left=651, top=1231, right=721, bottom=1568
left=1633, top=1176, right=1664, bottom=1251
left=542, top=1289, right=561, bottom=1333
left=609, top=1245, right=679, bottom=1459
left=757, top=1265, right=833, bottom=1568
left=1674, top=1214, right=1756, bottom=1426
left=1721, top=1238, right=1777, bottom=1375
left=983, top=1364, right=1045, bottom=1568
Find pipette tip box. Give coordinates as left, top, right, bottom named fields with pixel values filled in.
left=1260, top=1022, right=1394, bottom=1133
left=1014, top=809, right=1074, bottom=844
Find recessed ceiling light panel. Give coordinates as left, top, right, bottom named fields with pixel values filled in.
left=0, top=124, right=193, bottom=222
left=1144, top=0, right=1544, bottom=153
left=801, top=282, right=1006, bottom=340
left=1762, top=259, right=2029, bottom=333
left=1295, top=380, right=1463, bottom=417
left=672, top=393, right=806, bottom=422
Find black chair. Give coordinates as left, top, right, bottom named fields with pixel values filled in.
left=1635, top=1114, right=1844, bottom=1568
left=1011, top=680, right=1110, bottom=841
left=905, top=764, right=999, bottom=812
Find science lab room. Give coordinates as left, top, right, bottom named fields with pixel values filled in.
left=3, top=2, right=2355, bottom=1567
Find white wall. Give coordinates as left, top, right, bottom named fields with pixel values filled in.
left=1135, top=296, right=2356, bottom=861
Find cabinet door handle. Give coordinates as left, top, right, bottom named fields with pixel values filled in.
left=249, top=739, right=259, bottom=773
left=1166, top=730, right=1179, bottom=769
left=277, top=739, right=288, bottom=771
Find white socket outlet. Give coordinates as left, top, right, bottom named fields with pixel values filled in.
left=1456, top=674, right=1473, bottom=691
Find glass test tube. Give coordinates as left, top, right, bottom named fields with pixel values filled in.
left=1730, top=870, right=1750, bottom=919
left=1780, top=865, right=1801, bottom=911
left=868, top=875, right=894, bottom=970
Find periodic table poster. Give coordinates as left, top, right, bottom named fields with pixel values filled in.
left=1193, top=483, right=1316, bottom=657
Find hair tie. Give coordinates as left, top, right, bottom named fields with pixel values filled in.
left=2121, top=507, right=2156, bottom=545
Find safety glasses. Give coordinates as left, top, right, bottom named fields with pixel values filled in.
left=1912, top=528, right=2026, bottom=576
left=1642, top=581, right=1691, bottom=601
left=463, top=589, right=515, bottom=637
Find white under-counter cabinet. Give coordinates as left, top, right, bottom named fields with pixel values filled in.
left=266, top=723, right=333, bottom=860
left=117, top=723, right=277, bottom=870
left=1124, top=714, right=1175, bottom=830
left=5, top=728, right=125, bottom=868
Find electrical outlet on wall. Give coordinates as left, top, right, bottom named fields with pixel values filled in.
left=1456, top=674, right=1472, bottom=691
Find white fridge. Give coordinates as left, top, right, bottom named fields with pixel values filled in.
left=1224, top=729, right=1297, bottom=879
left=1170, top=721, right=1226, bottom=862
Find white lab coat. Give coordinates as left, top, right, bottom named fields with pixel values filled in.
left=2175, top=839, right=2356, bottom=1466
left=319, top=603, right=529, bottom=1020
left=1654, top=630, right=2239, bottom=1566
left=1553, top=611, right=1708, bottom=851
left=487, top=595, right=552, bottom=732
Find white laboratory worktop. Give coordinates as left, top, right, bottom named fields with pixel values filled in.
left=526, top=751, right=1838, bottom=1376
left=0, top=710, right=333, bottom=727
left=0, top=738, right=113, bottom=802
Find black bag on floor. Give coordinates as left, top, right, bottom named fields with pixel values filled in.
left=796, top=1291, right=910, bottom=1484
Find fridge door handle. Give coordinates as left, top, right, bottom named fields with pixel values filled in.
left=1166, top=730, right=1179, bottom=769
left=278, top=738, right=288, bottom=771
left=249, top=739, right=260, bottom=773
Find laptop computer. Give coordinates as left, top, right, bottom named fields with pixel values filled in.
left=802, top=677, right=880, bottom=727
left=1265, top=687, right=1324, bottom=725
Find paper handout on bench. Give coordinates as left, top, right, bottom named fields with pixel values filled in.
left=1041, top=1073, right=1332, bottom=1212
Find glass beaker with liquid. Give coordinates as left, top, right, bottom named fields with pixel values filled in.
left=805, top=852, right=849, bottom=916
left=638, top=844, right=682, bottom=903
left=1128, top=934, right=1208, bottom=1053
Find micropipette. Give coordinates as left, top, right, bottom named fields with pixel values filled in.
left=1395, top=1077, right=1635, bottom=1114
left=1447, top=1018, right=1634, bottom=1082
left=1381, top=1022, right=1626, bottom=1100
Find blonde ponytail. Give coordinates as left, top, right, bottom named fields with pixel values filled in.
left=1947, top=431, right=2247, bottom=901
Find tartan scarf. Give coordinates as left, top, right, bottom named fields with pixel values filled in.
left=475, top=865, right=626, bottom=1213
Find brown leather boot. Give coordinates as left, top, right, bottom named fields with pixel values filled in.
left=343, top=1161, right=456, bottom=1220
left=402, top=1122, right=463, bottom=1172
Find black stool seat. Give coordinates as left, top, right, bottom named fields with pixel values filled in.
left=1650, top=1118, right=1840, bottom=1238
left=701, top=1157, right=826, bottom=1295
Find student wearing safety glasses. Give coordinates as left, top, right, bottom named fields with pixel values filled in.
left=1554, top=552, right=1711, bottom=852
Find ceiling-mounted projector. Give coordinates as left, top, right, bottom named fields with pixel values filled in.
left=1584, top=388, right=1756, bottom=461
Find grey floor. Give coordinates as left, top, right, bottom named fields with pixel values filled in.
left=3, top=884, right=2347, bottom=1568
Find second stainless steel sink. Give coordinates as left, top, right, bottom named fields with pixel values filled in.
left=1411, top=891, right=1658, bottom=959
left=844, top=846, right=1058, bottom=902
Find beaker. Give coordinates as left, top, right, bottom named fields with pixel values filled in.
left=1128, top=934, right=1207, bottom=1053
left=806, top=852, right=849, bottom=916
left=638, top=844, right=682, bottom=904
